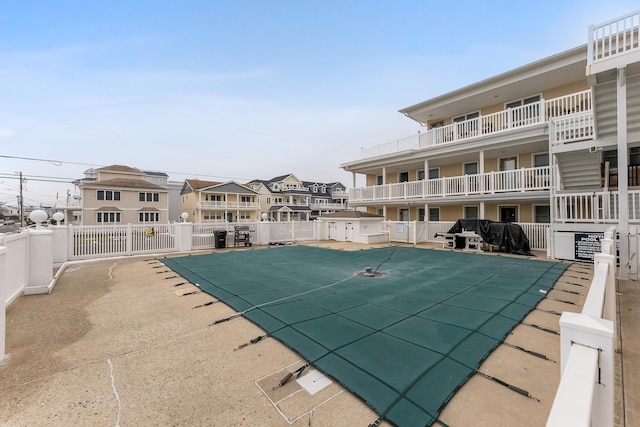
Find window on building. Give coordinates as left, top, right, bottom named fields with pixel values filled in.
left=603, top=150, right=618, bottom=168
left=607, top=147, right=640, bottom=167
left=506, top=95, right=541, bottom=125
left=376, top=175, right=383, bottom=185
left=464, top=206, right=478, bottom=219
left=429, top=208, right=440, bottom=221
left=96, top=212, right=121, bottom=223
left=428, top=168, right=440, bottom=179
left=417, top=170, right=425, bottom=181
left=139, top=192, right=159, bottom=202
left=533, top=153, right=549, bottom=167
left=399, top=209, right=409, bottom=221
left=97, top=190, right=120, bottom=201
left=241, top=196, right=253, bottom=203
left=534, top=205, right=550, bottom=223
left=376, top=208, right=383, bottom=216
left=453, top=111, right=480, bottom=123
left=203, top=212, right=223, bottom=220
left=418, top=208, right=425, bottom=221
left=139, top=212, right=159, bottom=222
left=506, top=95, right=540, bottom=109
left=463, top=162, right=478, bottom=175
left=399, top=172, right=409, bottom=182
left=321, top=186, right=326, bottom=193
left=239, top=212, right=251, bottom=220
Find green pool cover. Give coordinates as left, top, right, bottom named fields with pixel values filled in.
left=162, top=246, right=567, bottom=426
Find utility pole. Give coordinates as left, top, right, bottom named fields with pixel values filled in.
left=19, top=171, right=24, bottom=227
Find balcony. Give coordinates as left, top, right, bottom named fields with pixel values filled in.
left=360, top=91, right=593, bottom=159
left=196, top=201, right=260, bottom=210
left=587, top=10, right=640, bottom=75
left=331, top=189, right=349, bottom=199
left=555, top=190, right=640, bottom=223
left=309, top=202, right=347, bottom=210
left=55, top=197, right=82, bottom=209
left=349, top=166, right=550, bottom=203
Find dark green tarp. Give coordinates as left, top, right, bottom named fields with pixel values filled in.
left=163, top=246, right=567, bottom=426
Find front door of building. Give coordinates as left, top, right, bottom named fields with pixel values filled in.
left=500, top=157, right=517, bottom=190
left=500, top=207, right=517, bottom=222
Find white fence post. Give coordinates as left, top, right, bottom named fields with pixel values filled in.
left=67, top=224, right=74, bottom=260
left=176, top=222, right=193, bottom=252
left=52, top=225, right=69, bottom=265
left=24, top=229, right=54, bottom=295
left=126, top=223, right=133, bottom=255
left=556, top=312, right=614, bottom=427
left=0, top=245, right=7, bottom=360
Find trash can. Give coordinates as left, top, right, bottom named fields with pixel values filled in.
left=214, top=231, right=227, bottom=249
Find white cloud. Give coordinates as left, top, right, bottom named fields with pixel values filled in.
left=0, top=128, right=14, bottom=138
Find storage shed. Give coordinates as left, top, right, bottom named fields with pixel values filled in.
left=317, top=211, right=388, bottom=243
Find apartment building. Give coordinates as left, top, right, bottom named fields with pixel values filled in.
left=341, top=11, right=640, bottom=277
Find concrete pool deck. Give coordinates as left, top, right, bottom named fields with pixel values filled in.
left=0, top=241, right=637, bottom=426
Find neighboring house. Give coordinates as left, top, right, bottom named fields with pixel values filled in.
left=341, top=11, right=640, bottom=277
left=166, top=180, right=184, bottom=222
left=180, top=179, right=259, bottom=223
left=59, top=165, right=170, bottom=225
left=247, top=174, right=348, bottom=221
left=302, top=180, right=349, bottom=218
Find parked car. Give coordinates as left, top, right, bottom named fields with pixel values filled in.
left=4, top=220, right=15, bottom=225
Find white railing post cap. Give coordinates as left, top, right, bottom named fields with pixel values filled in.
left=560, top=312, right=614, bottom=338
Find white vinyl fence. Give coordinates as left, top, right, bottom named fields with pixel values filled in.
left=67, top=221, right=322, bottom=260
left=385, top=221, right=549, bottom=250
left=71, top=223, right=177, bottom=259
left=0, top=232, right=28, bottom=306
left=547, top=228, right=616, bottom=427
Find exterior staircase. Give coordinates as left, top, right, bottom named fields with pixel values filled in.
left=555, top=150, right=602, bottom=190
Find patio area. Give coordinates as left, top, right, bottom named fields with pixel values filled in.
left=0, top=241, right=637, bottom=426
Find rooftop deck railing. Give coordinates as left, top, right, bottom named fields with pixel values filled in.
left=588, top=10, right=640, bottom=69
left=349, top=166, right=550, bottom=203
left=547, top=228, right=616, bottom=427
left=360, top=91, right=593, bottom=159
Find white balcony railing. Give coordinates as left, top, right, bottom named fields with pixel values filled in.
left=550, top=112, right=595, bottom=145
left=360, top=90, right=593, bottom=159
left=331, top=190, right=349, bottom=199
left=197, top=201, right=260, bottom=209
left=588, top=10, right=640, bottom=68
left=555, top=190, right=640, bottom=223
left=349, top=166, right=550, bottom=203
left=309, top=202, right=347, bottom=210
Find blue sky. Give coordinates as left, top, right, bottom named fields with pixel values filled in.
left=1, top=1, right=638, bottom=209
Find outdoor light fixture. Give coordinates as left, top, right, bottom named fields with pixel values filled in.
left=181, top=212, right=189, bottom=222
left=29, top=209, right=48, bottom=229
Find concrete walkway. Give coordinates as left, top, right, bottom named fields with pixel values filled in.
left=0, top=242, right=637, bottom=426
left=617, top=279, right=640, bottom=426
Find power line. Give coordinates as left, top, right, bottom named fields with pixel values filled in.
left=0, top=154, right=253, bottom=181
